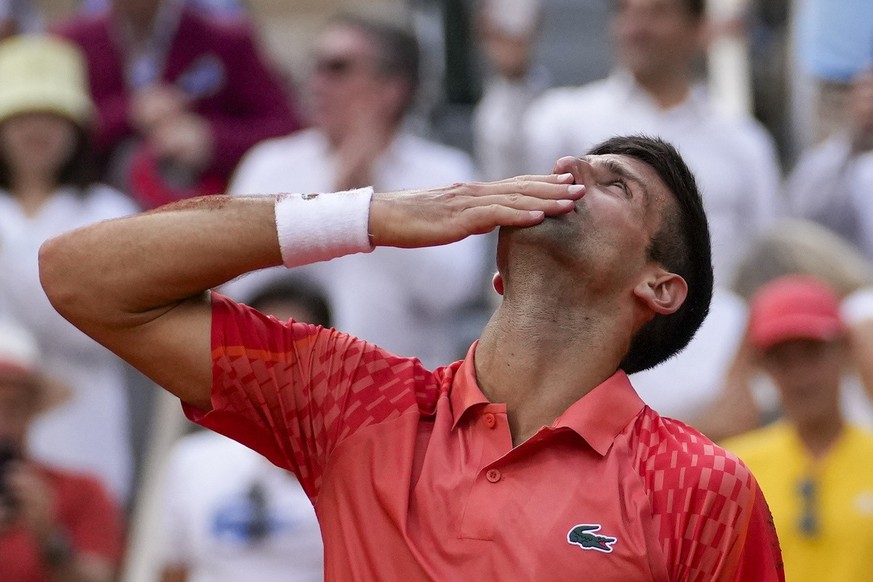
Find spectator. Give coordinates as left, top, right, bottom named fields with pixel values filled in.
left=223, top=13, right=489, bottom=369
left=0, top=34, right=139, bottom=500
left=472, top=0, right=546, bottom=182
left=721, top=275, right=873, bottom=582
left=474, top=0, right=782, bottom=285
left=0, top=320, right=124, bottom=581
left=693, top=219, right=873, bottom=441
left=53, top=0, right=300, bottom=209
left=786, top=69, right=873, bottom=260
left=157, top=279, right=327, bottom=582
left=793, top=0, right=873, bottom=143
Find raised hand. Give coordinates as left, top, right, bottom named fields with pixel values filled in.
left=368, top=172, right=585, bottom=248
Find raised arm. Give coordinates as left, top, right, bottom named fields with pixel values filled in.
left=38, top=176, right=583, bottom=409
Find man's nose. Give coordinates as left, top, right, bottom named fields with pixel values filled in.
left=552, top=156, right=594, bottom=186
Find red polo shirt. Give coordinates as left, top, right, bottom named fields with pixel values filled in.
left=186, top=294, right=783, bottom=581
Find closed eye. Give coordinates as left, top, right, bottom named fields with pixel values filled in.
left=609, top=180, right=631, bottom=198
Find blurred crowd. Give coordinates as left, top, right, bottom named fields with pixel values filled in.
left=0, top=0, right=872, bottom=580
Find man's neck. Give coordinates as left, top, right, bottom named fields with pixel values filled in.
left=631, top=70, right=692, bottom=110
left=796, top=415, right=844, bottom=460
left=475, top=294, right=631, bottom=446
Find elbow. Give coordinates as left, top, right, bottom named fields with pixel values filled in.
left=38, top=234, right=86, bottom=324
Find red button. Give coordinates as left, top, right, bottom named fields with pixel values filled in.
left=484, top=413, right=497, bottom=428
left=486, top=469, right=501, bottom=483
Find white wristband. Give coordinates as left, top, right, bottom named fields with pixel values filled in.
left=841, top=286, right=873, bottom=325
left=275, top=187, right=374, bottom=268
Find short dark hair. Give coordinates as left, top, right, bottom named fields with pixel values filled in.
left=247, top=277, right=333, bottom=328
left=330, top=13, right=420, bottom=114
left=587, top=135, right=713, bottom=374
left=0, top=120, right=97, bottom=193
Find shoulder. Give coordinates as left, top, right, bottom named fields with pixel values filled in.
left=628, top=410, right=783, bottom=579
left=177, top=6, right=252, bottom=45
left=81, top=183, right=140, bottom=217
left=241, top=130, right=320, bottom=166
left=720, top=422, right=791, bottom=460
left=530, top=78, right=611, bottom=111
left=391, top=134, right=477, bottom=180
left=37, top=463, right=115, bottom=501
left=629, top=408, right=757, bottom=498
left=231, top=130, right=321, bottom=192
left=705, top=107, right=778, bottom=155
left=51, top=13, right=108, bottom=43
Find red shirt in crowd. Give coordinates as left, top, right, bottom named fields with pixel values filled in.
left=0, top=464, right=124, bottom=582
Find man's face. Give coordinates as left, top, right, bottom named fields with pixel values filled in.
left=506, top=153, right=671, bottom=295
left=611, top=0, right=703, bottom=81
left=306, top=25, right=395, bottom=137
left=761, top=339, right=845, bottom=427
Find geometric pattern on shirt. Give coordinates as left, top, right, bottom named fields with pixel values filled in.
left=628, top=408, right=756, bottom=581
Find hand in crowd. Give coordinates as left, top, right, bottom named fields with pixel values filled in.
left=850, top=69, right=873, bottom=152
left=149, top=112, right=215, bottom=172
left=129, top=84, right=189, bottom=134
left=3, top=461, right=57, bottom=543
left=692, top=330, right=763, bottom=442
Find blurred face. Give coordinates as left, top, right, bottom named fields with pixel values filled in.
left=0, top=112, right=77, bottom=182
left=761, top=339, right=845, bottom=427
left=306, top=24, right=397, bottom=138
left=611, top=0, right=703, bottom=81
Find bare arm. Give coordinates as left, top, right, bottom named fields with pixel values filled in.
left=39, top=176, right=582, bottom=410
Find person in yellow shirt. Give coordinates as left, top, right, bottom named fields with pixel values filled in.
left=722, top=275, right=873, bottom=581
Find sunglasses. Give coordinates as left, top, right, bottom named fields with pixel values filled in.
left=797, top=476, right=819, bottom=537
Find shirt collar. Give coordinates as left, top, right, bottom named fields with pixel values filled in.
left=450, top=343, right=645, bottom=456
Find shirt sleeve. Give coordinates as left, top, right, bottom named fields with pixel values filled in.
left=639, top=416, right=784, bottom=582
left=183, top=293, right=440, bottom=501
left=665, top=449, right=785, bottom=582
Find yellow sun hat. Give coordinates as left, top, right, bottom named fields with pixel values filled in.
left=0, top=34, right=93, bottom=126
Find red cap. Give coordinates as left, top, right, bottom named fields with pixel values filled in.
left=748, top=275, right=845, bottom=350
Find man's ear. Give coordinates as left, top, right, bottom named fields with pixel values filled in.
left=633, top=270, right=688, bottom=315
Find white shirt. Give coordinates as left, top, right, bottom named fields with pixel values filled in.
left=477, top=70, right=782, bottom=285
left=786, top=135, right=873, bottom=261
left=0, top=184, right=138, bottom=500
left=224, top=129, right=489, bottom=369
left=159, top=431, right=323, bottom=582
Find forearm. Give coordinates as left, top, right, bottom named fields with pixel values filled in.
left=40, top=195, right=280, bottom=332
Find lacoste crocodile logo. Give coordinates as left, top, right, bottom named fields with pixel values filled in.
left=567, top=524, right=617, bottom=553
